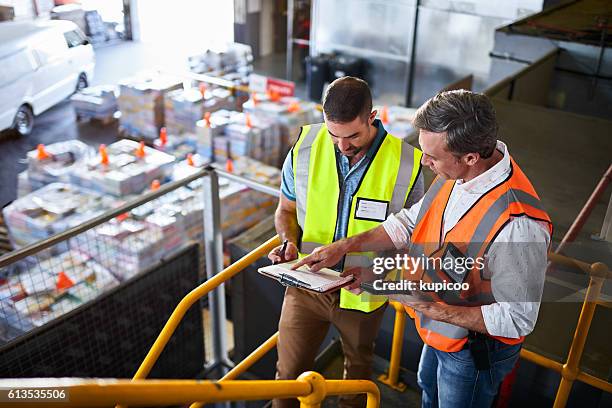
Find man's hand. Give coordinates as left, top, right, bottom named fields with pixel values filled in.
left=291, top=240, right=349, bottom=272
left=268, top=241, right=299, bottom=264
left=340, top=266, right=378, bottom=294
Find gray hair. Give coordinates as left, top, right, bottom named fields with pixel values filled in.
left=413, top=90, right=498, bottom=159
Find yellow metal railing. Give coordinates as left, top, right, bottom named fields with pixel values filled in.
left=112, top=234, right=381, bottom=408
left=0, top=373, right=379, bottom=408
left=378, top=252, right=612, bottom=408
left=131, top=235, right=280, bottom=381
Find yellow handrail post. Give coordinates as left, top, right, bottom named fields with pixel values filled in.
left=553, top=262, right=608, bottom=408
left=378, top=301, right=408, bottom=391
left=117, top=235, right=280, bottom=408
left=189, top=332, right=280, bottom=408
left=297, top=371, right=327, bottom=408
left=326, top=379, right=381, bottom=408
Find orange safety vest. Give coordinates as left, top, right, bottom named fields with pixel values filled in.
left=404, top=157, right=552, bottom=352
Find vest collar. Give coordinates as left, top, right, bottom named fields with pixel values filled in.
left=455, top=140, right=511, bottom=195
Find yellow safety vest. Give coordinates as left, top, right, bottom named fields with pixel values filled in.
left=292, top=123, right=423, bottom=312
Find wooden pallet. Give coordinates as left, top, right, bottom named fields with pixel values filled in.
left=76, top=113, right=118, bottom=126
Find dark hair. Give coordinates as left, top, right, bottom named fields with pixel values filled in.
left=322, top=76, right=372, bottom=123
left=413, top=90, right=498, bottom=159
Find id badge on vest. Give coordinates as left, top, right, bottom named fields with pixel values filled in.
left=354, top=197, right=389, bottom=222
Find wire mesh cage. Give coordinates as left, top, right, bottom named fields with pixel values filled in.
left=0, top=243, right=204, bottom=379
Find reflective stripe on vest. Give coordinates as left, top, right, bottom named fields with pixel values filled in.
left=407, top=157, right=552, bottom=352
left=293, top=123, right=423, bottom=313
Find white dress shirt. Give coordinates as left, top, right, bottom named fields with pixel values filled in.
left=382, top=141, right=550, bottom=338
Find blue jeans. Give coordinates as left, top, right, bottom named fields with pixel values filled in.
left=417, top=341, right=521, bottom=408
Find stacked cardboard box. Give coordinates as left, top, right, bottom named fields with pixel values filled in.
left=196, top=110, right=281, bottom=166
left=117, top=73, right=182, bottom=140
left=24, top=140, right=93, bottom=191
left=69, top=139, right=175, bottom=197
left=188, top=43, right=253, bottom=76
left=71, top=217, right=177, bottom=280
left=242, top=95, right=321, bottom=166
left=70, top=85, right=118, bottom=121
left=164, top=88, right=233, bottom=136
left=153, top=133, right=198, bottom=160
left=2, top=183, right=114, bottom=249
left=0, top=250, right=119, bottom=342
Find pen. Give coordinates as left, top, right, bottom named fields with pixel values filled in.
left=274, top=239, right=289, bottom=265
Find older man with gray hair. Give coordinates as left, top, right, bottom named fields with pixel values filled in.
left=293, top=90, right=552, bottom=408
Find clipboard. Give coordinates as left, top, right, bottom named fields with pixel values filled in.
left=258, top=260, right=354, bottom=294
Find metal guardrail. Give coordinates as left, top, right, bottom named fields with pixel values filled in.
left=483, top=48, right=559, bottom=98
left=0, top=373, right=380, bottom=408
left=0, top=167, right=209, bottom=269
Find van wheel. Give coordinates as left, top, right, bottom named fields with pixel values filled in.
left=12, top=105, right=34, bottom=136
left=76, top=73, right=88, bottom=92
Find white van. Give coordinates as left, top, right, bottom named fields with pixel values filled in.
left=0, top=20, right=95, bottom=136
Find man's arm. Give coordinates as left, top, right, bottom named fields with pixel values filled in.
left=406, top=217, right=550, bottom=336
left=406, top=303, right=488, bottom=333
left=268, top=151, right=301, bottom=263
left=292, top=224, right=396, bottom=271
left=292, top=185, right=425, bottom=272
left=275, top=195, right=300, bottom=245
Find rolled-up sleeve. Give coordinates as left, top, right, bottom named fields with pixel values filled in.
left=481, top=217, right=550, bottom=338
left=382, top=195, right=423, bottom=250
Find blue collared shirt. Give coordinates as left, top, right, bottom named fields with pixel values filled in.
left=281, top=119, right=388, bottom=241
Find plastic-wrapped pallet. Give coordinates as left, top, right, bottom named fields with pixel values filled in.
left=164, top=87, right=233, bottom=136
left=188, top=42, right=253, bottom=76
left=16, top=171, right=32, bottom=198
left=200, top=111, right=281, bottom=166
left=25, top=140, right=93, bottom=191
left=0, top=250, right=119, bottom=342
left=154, top=132, right=198, bottom=160
left=117, top=73, right=182, bottom=140
left=242, top=95, right=321, bottom=166
left=71, top=217, right=177, bottom=281
left=195, top=109, right=235, bottom=160
left=70, top=85, right=118, bottom=121
left=69, top=139, right=176, bottom=197
left=2, top=183, right=115, bottom=249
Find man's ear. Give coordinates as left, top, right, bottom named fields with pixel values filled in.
left=369, top=110, right=377, bottom=124
left=463, top=152, right=480, bottom=166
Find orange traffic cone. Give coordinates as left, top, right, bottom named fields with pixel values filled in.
left=151, top=179, right=160, bottom=190
left=225, top=158, right=234, bottom=173
left=288, top=101, right=300, bottom=113
left=159, top=127, right=168, bottom=147
left=381, top=105, right=390, bottom=124
left=245, top=113, right=253, bottom=128
left=56, top=271, right=74, bottom=291
left=186, top=153, right=195, bottom=167
left=267, top=89, right=281, bottom=102
left=37, top=144, right=50, bottom=160
left=116, top=212, right=129, bottom=222
left=199, top=83, right=207, bottom=97
left=99, top=144, right=109, bottom=166
left=204, top=111, right=211, bottom=127
left=135, top=141, right=146, bottom=159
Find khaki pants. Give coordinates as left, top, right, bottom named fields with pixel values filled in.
left=273, top=287, right=387, bottom=408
